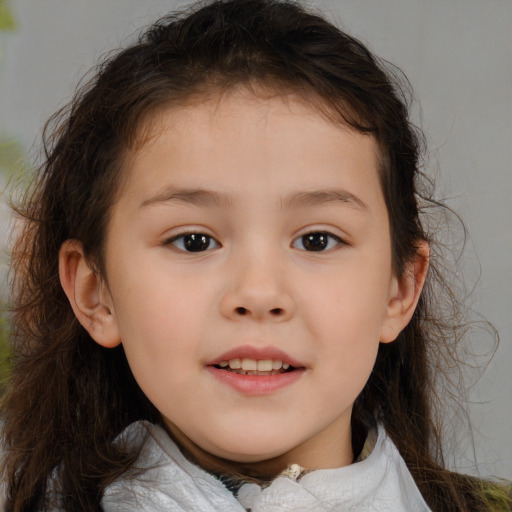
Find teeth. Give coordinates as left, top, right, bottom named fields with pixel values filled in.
left=241, top=358, right=257, bottom=371
left=218, top=358, right=291, bottom=372
left=228, top=358, right=241, bottom=369
left=257, top=359, right=273, bottom=372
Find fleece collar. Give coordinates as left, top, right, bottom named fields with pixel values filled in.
left=101, top=421, right=432, bottom=512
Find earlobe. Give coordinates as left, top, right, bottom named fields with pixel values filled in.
left=380, top=241, right=429, bottom=343
left=59, top=240, right=121, bottom=348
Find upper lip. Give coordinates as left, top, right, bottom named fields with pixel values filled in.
left=206, top=345, right=304, bottom=368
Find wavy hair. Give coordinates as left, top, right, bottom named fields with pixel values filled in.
left=2, top=1, right=509, bottom=510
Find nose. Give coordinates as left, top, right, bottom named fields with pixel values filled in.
left=220, top=254, right=295, bottom=322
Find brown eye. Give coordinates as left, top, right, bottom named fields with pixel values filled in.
left=169, top=233, right=220, bottom=252
left=293, top=232, right=342, bottom=252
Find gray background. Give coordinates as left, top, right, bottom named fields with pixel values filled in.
left=0, top=0, right=510, bottom=480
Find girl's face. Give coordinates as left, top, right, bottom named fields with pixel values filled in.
left=94, top=89, right=418, bottom=472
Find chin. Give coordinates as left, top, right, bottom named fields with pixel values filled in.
left=167, top=419, right=299, bottom=466
left=193, top=430, right=289, bottom=461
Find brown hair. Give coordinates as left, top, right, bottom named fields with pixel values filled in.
left=2, top=1, right=509, bottom=510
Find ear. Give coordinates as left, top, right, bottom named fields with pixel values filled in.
left=380, top=241, right=429, bottom=343
left=59, top=240, right=121, bottom=348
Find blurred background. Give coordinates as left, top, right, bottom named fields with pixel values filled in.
left=0, top=0, right=510, bottom=481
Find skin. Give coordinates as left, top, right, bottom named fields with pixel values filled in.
left=60, top=88, right=427, bottom=476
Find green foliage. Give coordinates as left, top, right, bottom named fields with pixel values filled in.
left=0, top=137, right=26, bottom=171
left=0, top=0, right=21, bottom=389
left=0, top=136, right=31, bottom=191
left=0, top=138, right=24, bottom=391
left=482, top=481, right=512, bottom=512
left=0, top=0, right=16, bottom=31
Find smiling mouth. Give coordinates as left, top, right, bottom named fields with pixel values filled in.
left=213, top=358, right=295, bottom=376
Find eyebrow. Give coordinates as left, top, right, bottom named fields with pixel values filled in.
left=281, top=189, right=368, bottom=211
left=140, top=186, right=367, bottom=211
left=140, top=186, right=233, bottom=209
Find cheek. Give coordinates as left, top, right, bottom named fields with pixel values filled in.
left=297, top=258, right=391, bottom=385
left=301, top=266, right=392, bottom=343
left=107, top=263, right=215, bottom=382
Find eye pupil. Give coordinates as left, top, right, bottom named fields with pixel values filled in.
left=184, top=234, right=210, bottom=252
left=302, top=233, right=328, bottom=251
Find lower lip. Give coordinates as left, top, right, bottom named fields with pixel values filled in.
left=206, top=366, right=305, bottom=396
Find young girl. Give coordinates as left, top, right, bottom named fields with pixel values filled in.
left=1, top=0, right=510, bottom=510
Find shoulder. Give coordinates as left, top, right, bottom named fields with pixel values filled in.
left=102, top=421, right=243, bottom=512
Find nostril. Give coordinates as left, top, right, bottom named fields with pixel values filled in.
left=234, top=306, right=284, bottom=317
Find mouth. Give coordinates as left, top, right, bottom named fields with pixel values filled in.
left=206, top=346, right=305, bottom=395
left=213, top=358, right=295, bottom=376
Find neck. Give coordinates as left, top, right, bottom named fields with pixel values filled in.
left=163, top=419, right=355, bottom=483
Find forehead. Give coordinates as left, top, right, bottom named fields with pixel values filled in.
left=132, top=84, right=378, bottom=155
left=117, top=88, right=384, bottom=211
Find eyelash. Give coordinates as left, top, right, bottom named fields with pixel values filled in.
left=292, top=231, right=344, bottom=252
left=165, top=232, right=221, bottom=253
left=165, top=231, right=344, bottom=253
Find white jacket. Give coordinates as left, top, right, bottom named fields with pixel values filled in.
left=101, top=421, right=432, bottom=511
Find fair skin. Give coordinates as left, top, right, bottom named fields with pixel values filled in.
left=59, top=88, right=427, bottom=476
